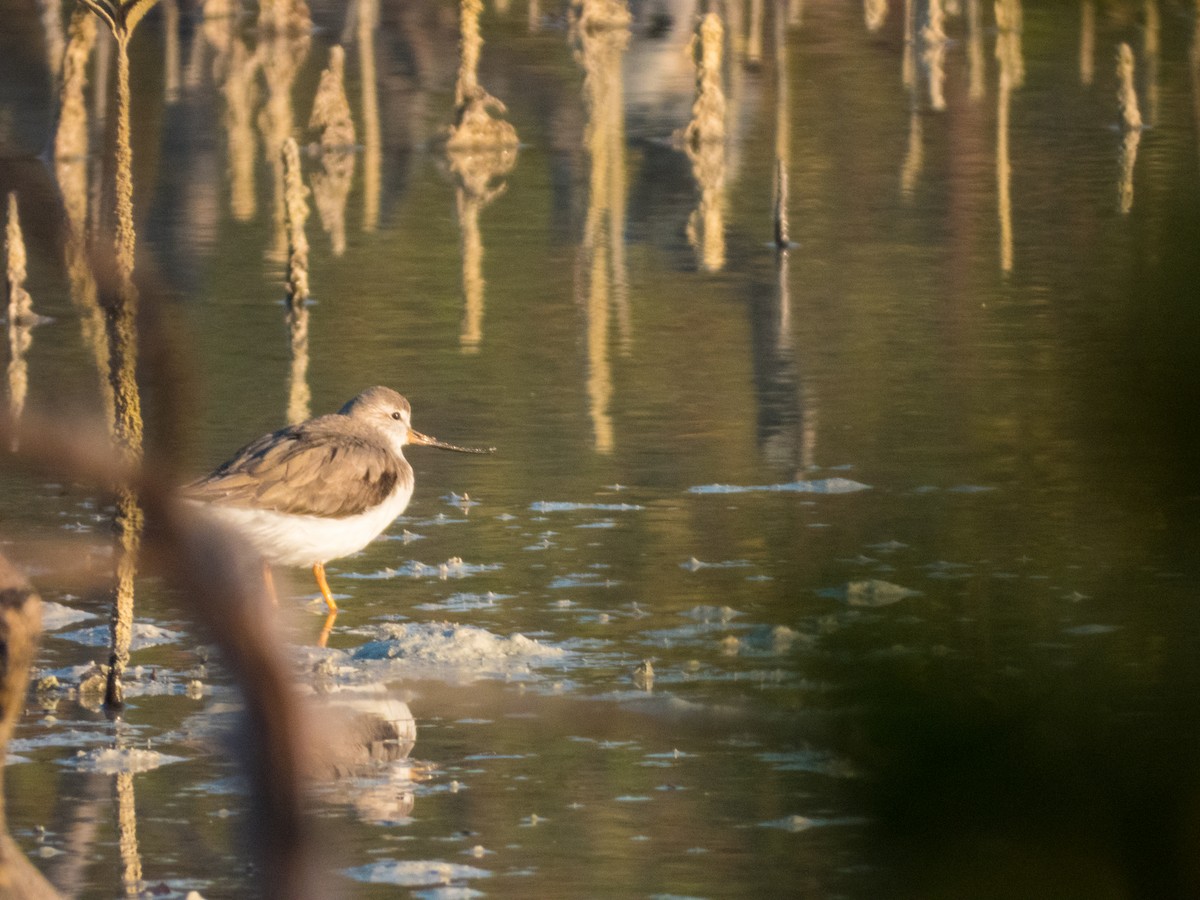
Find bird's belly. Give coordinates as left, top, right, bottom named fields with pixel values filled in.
left=190, top=492, right=410, bottom=568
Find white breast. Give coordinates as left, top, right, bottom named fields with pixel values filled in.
left=188, top=481, right=415, bottom=568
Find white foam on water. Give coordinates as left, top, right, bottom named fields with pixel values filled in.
left=530, top=501, right=645, bottom=512
left=688, top=478, right=870, bottom=495
left=40, top=600, right=97, bottom=632
left=54, top=622, right=183, bottom=650
left=350, top=622, right=568, bottom=682
left=343, top=860, right=490, bottom=887
left=64, top=746, right=185, bottom=775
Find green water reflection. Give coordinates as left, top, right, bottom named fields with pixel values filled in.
left=1, top=0, right=1199, bottom=897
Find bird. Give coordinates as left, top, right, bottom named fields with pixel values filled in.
left=184, top=387, right=492, bottom=642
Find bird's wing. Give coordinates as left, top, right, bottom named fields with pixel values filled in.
left=185, top=420, right=405, bottom=519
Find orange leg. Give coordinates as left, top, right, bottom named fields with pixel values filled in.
left=312, top=562, right=338, bottom=613
left=262, top=560, right=279, bottom=606
left=313, top=562, right=338, bottom=648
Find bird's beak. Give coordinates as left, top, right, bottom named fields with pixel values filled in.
left=408, top=429, right=495, bottom=454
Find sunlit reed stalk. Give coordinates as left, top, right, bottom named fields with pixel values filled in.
left=75, top=0, right=161, bottom=710
left=357, top=0, right=381, bottom=232
left=116, top=771, right=142, bottom=895
left=1117, top=42, right=1143, bottom=130
left=308, top=45, right=356, bottom=256
left=967, top=0, right=984, bottom=99
left=529, top=0, right=540, bottom=32
left=1144, top=0, right=1159, bottom=127
left=5, top=194, right=32, bottom=450
left=773, top=2, right=790, bottom=249
left=1080, top=0, right=1095, bottom=86
left=0, top=555, right=61, bottom=898
left=788, top=0, right=803, bottom=26
left=865, top=0, right=887, bottom=32
left=682, top=13, right=728, bottom=272
left=747, top=0, right=764, bottom=66
left=923, top=0, right=947, bottom=111
left=282, top=137, right=313, bottom=424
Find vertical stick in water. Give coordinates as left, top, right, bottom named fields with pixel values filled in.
left=5, top=193, right=33, bottom=449
left=74, top=0, right=162, bottom=710
left=282, top=137, right=312, bottom=425
left=1116, top=44, right=1143, bottom=214
left=1117, top=42, right=1143, bottom=131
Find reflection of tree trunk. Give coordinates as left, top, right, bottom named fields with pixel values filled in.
left=1079, top=0, right=1095, bottom=86
left=967, top=0, right=984, bottom=100
left=47, top=773, right=106, bottom=896
left=574, top=0, right=630, bottom=454
left=995, top=0, right=1023, bottom=274
left=458, top=189, right=484, bottom=352
left=358, top=0, right=381, bottom=232
left=308, top=46, right=356, bottom=257
left=1143, top=1, right=1159, bottom=128
left=163, top=0, right=180, bottom=104
left=116, top=772, right=142, bottom=896
left=37, top=0, right=66, bottom=84
left=1192, top=2, right=1200, bottom=175
left=683, top=13, right=728, bottom=272
left=773, top=3, right=789, bottom=249
left=257, top=1, right=312, bottom=261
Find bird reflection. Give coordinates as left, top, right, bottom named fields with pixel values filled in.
left=573, top=0, right=632, bottom=455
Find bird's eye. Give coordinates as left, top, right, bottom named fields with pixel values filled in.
left=391, top=411, right=403, bottom=420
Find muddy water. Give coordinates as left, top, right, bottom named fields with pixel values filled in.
left=2, top=1, right=1200, bottom=897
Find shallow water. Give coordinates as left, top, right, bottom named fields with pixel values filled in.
left=2, top=0, right=1200, bottom=897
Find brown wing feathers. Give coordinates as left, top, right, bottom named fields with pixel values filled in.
left=186, top=418, right=405, bottom=519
